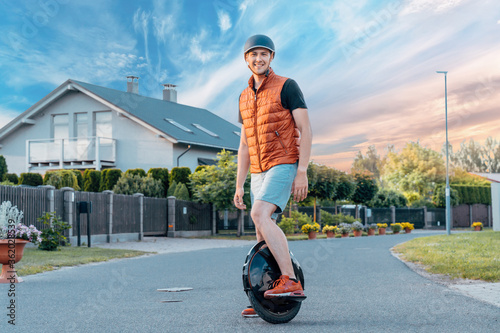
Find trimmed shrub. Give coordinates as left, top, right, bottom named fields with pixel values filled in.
left=112, top=173, right=164, bottom=198
left=4, top=173, right=18, bottom=184
left=100, top=168, right=122, bottom=192
left=19, top=172, right=43, bottom=186
left=148, top=168, right=169, bottom=197
left=43, top=170, right=56, bottom=185
left=451, top=184, right=491, bottom=205
left=0, top=155, right=7, bottom=181
left=194, top=165, right=207, bottom=173
left=45, top=170, right=80, bottom=190
left=170, top=167, right=191, bottom=185
left=99, top=169, right=109, bottom=192
left=320, top=209, right=335, bottom=225
left=167, top=181, right=178, bottom=197
left=69, top=170, right=84, bottom=189
left=0, top=180, right=15, bottom=186
left=173, top=182, right=190, bottom=201
left=125, top=168, right=146, bottom=178
left=83, top=170, right=101, bottom=192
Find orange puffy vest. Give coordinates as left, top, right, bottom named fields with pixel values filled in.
left=239, top=68, right=299, bottom=173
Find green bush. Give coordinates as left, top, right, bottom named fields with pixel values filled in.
left=45, top=170, right=80, bottom=190
left=0, top=180, right=15, bottom=186
left=320, top=209, right=335, bottom=225
left=69, top=170, right=84, bottom=189
left=290, top=211, right=312, bottom=229
left=331, top=212, right=357, bottom=225
left=170, top=167, right=191, bottom=185
left=148, top=168, right=169, bottom=197
left=3, top=173, right=18, bottom=184
left=433, top=184, right=460, bottom=207
left=125, top=168, right=146, bottom=177
left=112, top=173, right=164, bottom=198
left=99, top=168, right=122, bottom=192
left=43, top=170, right=56, bottom=184
left=408, top=198, right=436, bottom=208
left=173, top=182, right=190, bottom=201
left=451, top=184, right=491, bottom=205
left=167, top=181, right=178, bottom=197
left=19, top=172, right=43, bottom=186
left=369, top=189, right=407, bottom=207
left=83, top=170, right=101, bottom=192
left=37, top=212, right=71, bottom=251
left=278, top=217, right=296, bottom=234
left=194, top=165, right=207, bottom=173
left=0, top=155, right=7, bottom=181
left=99, top=169, right=109, bottom=192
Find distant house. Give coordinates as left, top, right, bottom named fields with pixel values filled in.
left=0, top=76, right=240, bottom=175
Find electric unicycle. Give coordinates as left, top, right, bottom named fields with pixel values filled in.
left=242, top=241, right=305, bottom=324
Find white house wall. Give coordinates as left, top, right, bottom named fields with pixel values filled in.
left=172, top=144, right=226, bottom=171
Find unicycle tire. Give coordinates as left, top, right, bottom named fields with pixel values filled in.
left=247, top=290, right=301, bottom=324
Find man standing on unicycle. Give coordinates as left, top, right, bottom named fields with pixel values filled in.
left=233, top=34, right=313, bottom=318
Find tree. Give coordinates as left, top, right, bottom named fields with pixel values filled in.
left=332, top=171, right=355, bottom=202
left=307, top=162, right=338, bottom=221
left=449, top=137, right=500, bottom=173
left=351, top=145, right=382, bottom=182
left=0, top=155, right=7, bottom=181
left=382, top=142, right=445, bottom=198
left=351, top=172, right=378, bottom=207
left=190, top=150, right=251, bottom=236
left=432, top=184, right=459, bottom=207
left=369, top=189, right=407, bottom=208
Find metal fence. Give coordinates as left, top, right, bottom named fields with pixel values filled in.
left=0, top=185, right=49, bottom=229
left=144, top=197, right=168, bottom=235
left=175, top=200, right=211, bottom=231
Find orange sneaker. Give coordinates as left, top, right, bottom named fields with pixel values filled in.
left=241, top=306, right=258, bottom=318
left=264, top=275, right=306, bottom=299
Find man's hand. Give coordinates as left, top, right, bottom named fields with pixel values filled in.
left=233, top=187, right=247, bottom=210
left=291, top=170, right=308, bottom=202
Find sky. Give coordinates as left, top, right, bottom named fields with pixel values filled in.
left=0, top=0, right=499, bottom=171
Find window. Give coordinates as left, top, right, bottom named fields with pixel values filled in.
left=75, top=113, right=88, bottom=138
left=94, top=111, right=112, bottom=137
left=164, top=118, right=192, bottom=133
left=53, top=114, right=68, bottom=139
left=192, top=123, right=219, bottom=137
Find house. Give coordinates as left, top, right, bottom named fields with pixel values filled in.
left=473, top=173, right=500, bottom=232
left=0, top=76, right=240, bottom=175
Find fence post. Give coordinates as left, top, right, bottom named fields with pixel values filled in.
left=211, top=204, right=216, bottom=235
left=61, top=187, right=75, bottom=239
left=390, top=206, right=395, bottom=225
left=363, top=206, right=368, bottom=226
left=39, top=185, right=55, bottom=226
left=469, top=204, right=473, bottom=227
left=488, top=205, right=492, bottom=228
left=423, top=206, right=429, bottom=229
left=133, top=193, right=144, bottom=241
left=168, top=196, right=176, bottom=237
left=103, top=190, right=114, bottom=243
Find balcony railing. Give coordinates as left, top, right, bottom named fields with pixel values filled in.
left=27, top=137, right=116, bottom=170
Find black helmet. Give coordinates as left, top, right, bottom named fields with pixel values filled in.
left=243, top=34, right=275, bottom=56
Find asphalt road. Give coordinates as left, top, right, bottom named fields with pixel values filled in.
left=1, top=233, right=499, bottom=332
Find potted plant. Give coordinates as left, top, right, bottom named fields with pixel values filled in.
left=351, top=221, right=364, bottom=237
left=366, top=223, right=378, bottom=236
left=301, top=222, right=320, bottom=240
left=322, top=225, right=337, bottom=238
left=390, top=223, right=402, bottom=234
left=472, top=222, right=483, bottom=231
left=400, top=222, right=414, bottom=234
left=0, top=201, right=42, bottom=283
left=377, top=223, right=388, bottom=235
left=336, top=223, right=351, bottom=238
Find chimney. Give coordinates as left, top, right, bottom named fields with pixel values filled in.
left=127, top=75, right=139, bottom=94
left=163, top=84, right=177, bottom=103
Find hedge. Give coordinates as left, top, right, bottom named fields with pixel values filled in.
left=19, top=172, right=43, bottom=186
left=148, top=168, right=169, bottom=197
left=44, top=170, right=79, bottom=190
left=3, top=173, right=18, bottom=184
left=100, top=168, right=122, bottom=192
left=83, top=170, right=101, bottom=192
left=125, top=168, right=146, bottom=178
left=170, top=167, right=191, bottom=185
left=451, top=184, right=491, bottom=205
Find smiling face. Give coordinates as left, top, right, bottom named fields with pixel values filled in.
left=245, top=47, right=274, bottom=75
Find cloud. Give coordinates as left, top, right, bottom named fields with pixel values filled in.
left=0, top=106, right=21, bottom=129
left=217, top=10, right=232, bottom=32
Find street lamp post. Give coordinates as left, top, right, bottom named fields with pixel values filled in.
left=436, top=71, right=451, bottom=236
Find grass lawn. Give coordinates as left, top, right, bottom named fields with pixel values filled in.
left=394, top=230, right=500, bottom=282
left=13, top=246, right=152, bottom=277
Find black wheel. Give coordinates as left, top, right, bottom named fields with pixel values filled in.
left=242, top=241, right=305, bottom=324
left=247, top=289, right=301, bottom=324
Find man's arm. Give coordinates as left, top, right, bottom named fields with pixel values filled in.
left=292, top=108, right=312, bottom=202
left=234, top=126, right=250, bottom=210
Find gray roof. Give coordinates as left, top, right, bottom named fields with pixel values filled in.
left=70, top=80, right=239, bottom=150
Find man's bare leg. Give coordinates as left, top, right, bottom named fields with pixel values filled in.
left=251, top=200, right=295, bottom=279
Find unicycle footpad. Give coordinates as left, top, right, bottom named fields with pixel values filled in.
left=242, top=241, right=305, bottom=324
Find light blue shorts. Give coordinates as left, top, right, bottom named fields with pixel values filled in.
left=251, top=163, right=298, bottom=220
